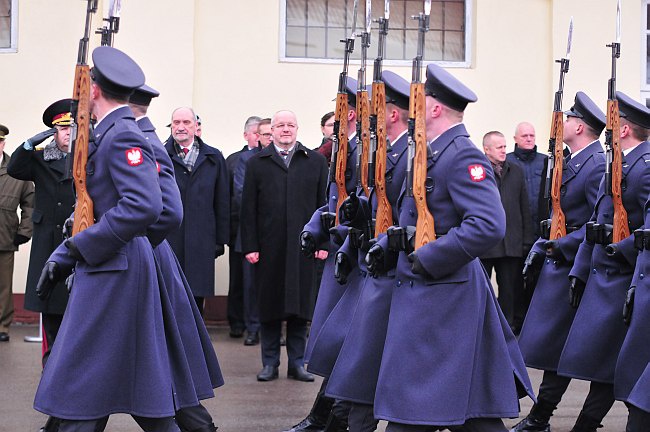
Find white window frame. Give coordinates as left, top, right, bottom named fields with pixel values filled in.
left=279, top=0, right=473, bottom=68
left=0, top=0, right=18, bottom=53
left=643, top=0, right=650, bottom=106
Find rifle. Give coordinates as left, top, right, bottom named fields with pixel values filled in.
left=329, top=0, right=359, bottom=225
left=70, top=0, right=99, bottom=235
left=355, top=0, right=371, bottom=198
left=369, top=0, right=392, bottom=236
left=605, top=0, right=629, bottom=243
left=406, top=0, right=434, bottom=249
left=96, top=0, right=121, bottom=47
left=542, top=17, right=572, bottom=241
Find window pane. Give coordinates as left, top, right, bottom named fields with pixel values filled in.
left=307, top=27, right=326, bottom=58
left=426, top=30, right=443, bottom=60
left=443, top=30, right=464, bottom=61
left=405, top=1, right=422, bottom=30
left=328, top=0, right=347, bottom=27
left=308, top=1, right=326, bottom=27
left=430, top=3, right=443, bottom=30
left=647, top=4, right=650, bottom=31
left=386, top=29, right=406, bottom=60
left=287, top=0, right=306, bottom=26
left=327, top=27, right=347, bottom=58
left=647, top=34, right=650, bottom=85
left=286, top=26, right=307, bottom=57
left=444, top=1, right=464, bottom=31
left=0, top=0, right=9, bottom=48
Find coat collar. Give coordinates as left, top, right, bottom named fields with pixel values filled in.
left=562, top=140, right=603, bottom=184
left=259, top=141, right=308, bottom=171
left=136, top=116, right=156, bottom=133
left=427, top=123, right=470, bottom=169
left=165, top=135, right=218, bottom=171
left=622, top=140, right=650, bottom=177
left=387, top=131, right=409, bottom=169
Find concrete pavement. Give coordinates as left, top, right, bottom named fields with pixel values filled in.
left=0, top=325, right=628, bottom=431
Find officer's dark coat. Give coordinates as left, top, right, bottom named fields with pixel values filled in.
left=615, top=198, right=650, bottom=412
left=326, top=131, right=409, bottom=403
left=373, top=124, right=534, bottom=426
left=165, top=135, right=229, bottom=298
left=507, top=145, right=548, bottom=239
left=518, top=141, right=605, bottom=371
left=139, top=116, right=224, bottom=408
left=7, top=144, right=74, bottom=314
left=302, top=135, right=357, bottom=364
left=34, top=106, right=175, bottom=419
left=559, top=141, right=650, bottom=384
left=226, top=145, right=248, bottom=246
left=240, top=143, right=328, bottom=322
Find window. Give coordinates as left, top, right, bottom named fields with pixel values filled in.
left=0, top=0, right=17, bottom=52
left=280, top=0, right=471, bottom=66
left=643, top=0, right=650, bottom=107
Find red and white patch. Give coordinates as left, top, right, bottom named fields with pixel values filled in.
left=156, top=161, right=161, bottom=173
left=126, top=148, right=143, bottom=166
left=468, top=164, right=486, bottom=182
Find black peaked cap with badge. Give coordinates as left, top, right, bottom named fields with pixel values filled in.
left=43, top=98, right=74, bottom=128
left=0, top=124, right=8, bottom=139
left=564, top=91, right=606, bottom=134
left=90, top=46, right=145, bottom=98
left=425, top=63, right=477, bottom=112
left=129, top=84, right=160, bottom=107
left=381, top=70, right=410, bottom=111
left=344, top=76, right=359, bottom=108
left=617, top=91, right=650, bottom=129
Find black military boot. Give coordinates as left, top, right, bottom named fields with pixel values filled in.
left=283, top=394, right=335, bottom=432
left=322, top=412, right=348, bottom=432
left=510, top=398, right=556, bottom=431
left=39, top=416, right=61, bottom=432
left=569, top=413, right=602, bottom=432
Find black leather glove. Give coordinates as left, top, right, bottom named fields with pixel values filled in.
left=64, top=238, right=85, bottom=261
left=544, top=240, right=564, bottom=261
left=522, top=250, right=544, bottom=291
left=329, top=226, right=347, bottom=246
left=300, top=231, right=316, bottom=256
left=569, top=276, right=586, bottom=309
left=215, top=244, right=225, bottom=258
left=36, top=262, right=61, bottom=300
left=340, top=192, right=360, bottom=222
left=408, top=251, right=432, bottom=278
left=13, top=234, right=30, bottom=246
left=623, top=285, right=635, bottom=326
left=366, top=242, right=386, bottom=277
left=334, top=252, right=352, bottom=285
left=23, top=128, right=56, bottom=150
left=62, top=216, right=74, bottom=240
left=65, top=271, right=75, bottom=294
left=605, top=243, right=628, bottom=265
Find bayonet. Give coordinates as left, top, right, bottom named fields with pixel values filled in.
left=96, top=0, right=121, bottom=47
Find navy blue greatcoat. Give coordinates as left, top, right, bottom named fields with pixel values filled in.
left=518, top=140, right=605, bottom=371
left=33, top=106, right=175, bottom=419
left=138, top=116, right=224, bottom=408
left=559, top=141, right=650, bottom=384
left=373, top=124, right=534, bottom=426
left=326, top=131, right=409, bottom=403
left=615, top=198, right=650, bottom=412
left=302, top=135, right=358, bottom=365
left=165, top=135, right=229, bottom=298
left=7, top=144, right=75, bottom=314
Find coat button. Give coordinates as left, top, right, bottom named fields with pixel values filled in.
left=409, top=280, right=413, bottom=287
left=592, top=269, right=597, bottom=274
left=397, top=280, right=402, bottom=287
left=57, top=202, right=62, bottom=206
left=409, top=210, right=415, bottom=217
left=640, top=273, right=644, bottom=280
left=56, top=224, right=61, bottom=229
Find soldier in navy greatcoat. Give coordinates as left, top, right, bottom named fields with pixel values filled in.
left=286, top=78, right=360, bottom=432
left=556, top=92, right=650, bottom=431
left=324, top=69, right=411, bottom=432
left=512, top=92, right=607, bottom=432
left=129, top=84, right=223, bottom=432
left=368, top=64, right=535, bottom=432
left=615, top=195, right=650, bottom=432
left=33, top=46, right=181, bottom=432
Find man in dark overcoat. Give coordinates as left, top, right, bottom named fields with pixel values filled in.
left=556, top=92, right=650, bottom=431
left=165, top=107, right=230, bottom=315
left=480, top=130, right=533, bottom=332
left=240, top=110, right=328, bottom=383
left=513, top=92, right=606, bottom=432
left=8, top=98, right=75, bottom=366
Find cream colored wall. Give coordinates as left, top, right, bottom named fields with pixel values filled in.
left=5, top=0, right=646, bottom=296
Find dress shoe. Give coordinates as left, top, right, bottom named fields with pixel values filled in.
left=510, top=415, right=550, bottom=432
left=257, top=365, right=279, bottom=381
left=0, top=332, right=9, bottom=342
left=283, top=416, right=326, bottom=432
left=229, top=327, right=244, bottom=338
left=244, top=331, right=259, bottom=346
left=288, top=366, right=315, bottom=382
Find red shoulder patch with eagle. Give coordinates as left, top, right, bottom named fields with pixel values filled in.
left=468, top=164, right=486, bottom=182
left=126, top=148, right=143, bottom=166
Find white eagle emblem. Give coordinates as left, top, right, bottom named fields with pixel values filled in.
left=126, top=148, right=143, bottom=166
left=468, top=164, right=486, bottom=182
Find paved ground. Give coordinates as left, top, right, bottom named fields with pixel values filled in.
left=0, top=325, right=628, bottom=431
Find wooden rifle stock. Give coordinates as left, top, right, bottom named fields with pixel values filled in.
left=358, top=89, right=371, bottom=197
left=411, top=82, right=435, bottom=249
left=373, top=81, right=392, bottom=236
left=334, top=93, right=349, bottom=225
left=549, top=111, right=567, bottom=240
left=608, top=99, right=629, bottom=242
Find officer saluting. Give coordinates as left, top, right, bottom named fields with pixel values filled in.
left=33, top=47, right=181, bottom=432
left=369, top=64, right=535, bottom=432
left=513, top=92, right=607, bottom=432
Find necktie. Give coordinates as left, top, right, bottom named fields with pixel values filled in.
left=280, top=150, right=289, bottom=156
left=182, top=147, right=189, bottom=156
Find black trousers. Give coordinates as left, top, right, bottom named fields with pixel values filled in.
left=348, top=402, right=378, bottom=432
left=175, top=403, right=214, bottom=432
left=194, top=296, right=205, bottom=316
left=538, top=370, right=615, bottom=422
left=227, top=249, right=245, bottom=331
left=42, top=313, right=64, bottom=367
left=481, top=257, right=524, bottom=327
left=385, top=418, right=507, bottom=432
left=626, top=404, right=650, bottom=432
left=260, top=316, right=308, bottom=368
left=242, top=259, right=260, bottom=334
left=58, top=415, right=178, bottom=432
